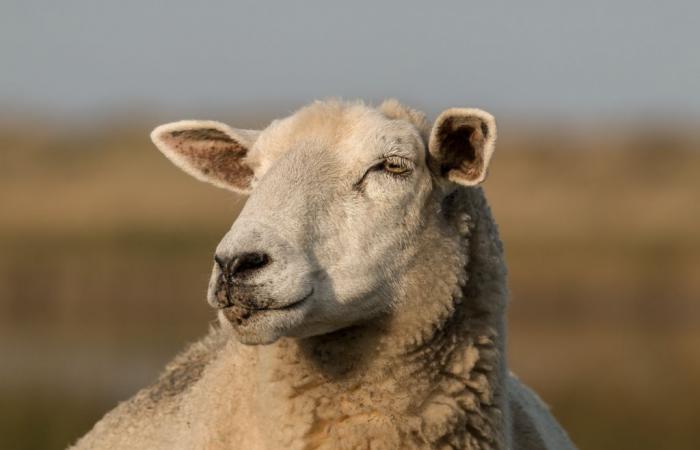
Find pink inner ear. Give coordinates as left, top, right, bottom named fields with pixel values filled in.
left=162, top=128, right=253, bottom=190
left=169, top=128, right=236, bottom=143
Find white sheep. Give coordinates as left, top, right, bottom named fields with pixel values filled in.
left=72, top=99, right=576, bottom=450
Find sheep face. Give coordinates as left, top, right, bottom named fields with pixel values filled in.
left=151, top=101, right=496, bottom=345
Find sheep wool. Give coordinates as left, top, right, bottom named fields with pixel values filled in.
left=72, top=100, right=576, bottom=450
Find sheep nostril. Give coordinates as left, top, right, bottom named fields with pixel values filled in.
left=214, top=255, right=228, bottom=271
left=230, top=252, right=270, bottom=276
left=214, top=252, right=271, bottom=279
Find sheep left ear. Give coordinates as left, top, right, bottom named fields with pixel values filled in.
left=150, top=120, right=259, bottom=194
left=428, top=108, right=497, bottom=186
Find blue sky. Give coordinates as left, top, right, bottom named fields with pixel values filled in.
left=2, top=0, right=699, bottom=119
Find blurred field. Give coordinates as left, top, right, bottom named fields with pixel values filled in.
left=1, top=117, right=699, bottom=450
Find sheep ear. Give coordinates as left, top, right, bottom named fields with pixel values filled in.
left=428, top=108, right=497, bottom=186
left=150, top=120, right=258, bottom=194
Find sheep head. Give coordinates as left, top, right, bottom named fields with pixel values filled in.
left=151, top=100, right=497, bottom=344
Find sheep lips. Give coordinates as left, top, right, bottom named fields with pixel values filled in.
left=217, top=286, right=313, bottom=325
left=211, top=272, right=271, bottom=311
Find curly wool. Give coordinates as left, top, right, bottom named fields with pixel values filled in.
left=71, top=186, right=575, bottom=450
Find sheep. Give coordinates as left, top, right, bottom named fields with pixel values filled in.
left=71, top=99, right=576, bottom=450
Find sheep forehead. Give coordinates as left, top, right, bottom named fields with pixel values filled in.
left=248, top=100, right=426, bottom=172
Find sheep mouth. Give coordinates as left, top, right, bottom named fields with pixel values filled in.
left=221, top=289, right=313, bottom=323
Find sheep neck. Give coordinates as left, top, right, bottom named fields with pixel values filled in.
left=253, top=188, right=509, bottom=449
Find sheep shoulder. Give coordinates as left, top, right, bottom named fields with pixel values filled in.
left=70, top=327, right=231, bottom=449
left=507, top=374, right=575, bottom=450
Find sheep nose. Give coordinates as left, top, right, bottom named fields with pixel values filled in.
left=215, top=252, right=270, bottom=279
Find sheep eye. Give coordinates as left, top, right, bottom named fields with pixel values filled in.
left=382, top=158, right=411, bottom=176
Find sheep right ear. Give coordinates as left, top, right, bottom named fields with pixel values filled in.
left=428, top=108, right=496, bottom=186
left=150, top=120, right=259, bottom=194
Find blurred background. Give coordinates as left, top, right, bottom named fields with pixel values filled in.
left=1, top=1, right=699, bottom=449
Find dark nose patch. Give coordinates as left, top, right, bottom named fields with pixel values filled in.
left=231, top=252, right=270, bottom=276
left=216, top=252, right=270, bottom=278
left=212, top=252, right=271, bottom=309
